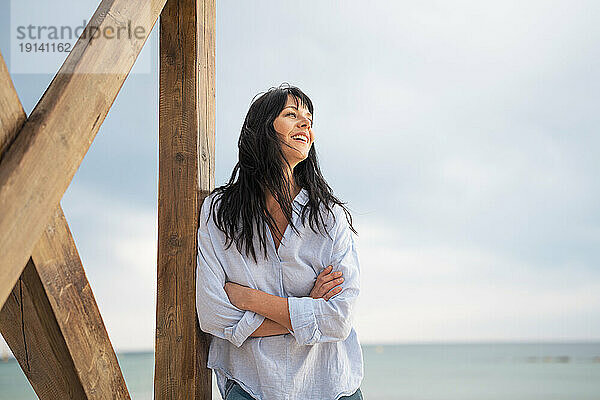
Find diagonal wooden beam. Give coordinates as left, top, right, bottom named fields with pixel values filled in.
left=1, top=259, right=88, bottom=399
left=0, top=0, right=168, bottom=309
left=0, top=53, right=26, bottom=160
left=0, top=51, right=130, bottom=399
left=154, top=0, right=215, bottom=398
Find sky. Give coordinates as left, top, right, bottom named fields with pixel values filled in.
left=1, top=0, right=600, bottom=353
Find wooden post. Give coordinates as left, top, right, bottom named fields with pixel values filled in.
left=0, top=52, right=130, bottom=399
left=155, top=0, right=215, bottom=398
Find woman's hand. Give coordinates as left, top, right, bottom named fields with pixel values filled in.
left=224, top=281, right=252, bottom=310
left=309, top=265, right=344, bottom=301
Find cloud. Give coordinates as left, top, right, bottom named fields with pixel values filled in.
left=353, top=217, right=600, bottom=344
left=61, top=184, right=158, bottom=351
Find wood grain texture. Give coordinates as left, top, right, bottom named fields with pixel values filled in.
left=0, top=0, right=167, bottom=309
left=31, top=206, right=132, bottom=399
left=0, top=49, right=130, bottom=399
left=0, top=52, right=26, bottom=159
left=0, top=259, right=88, bottom=399
left=155, top=0, right=215, bottom=399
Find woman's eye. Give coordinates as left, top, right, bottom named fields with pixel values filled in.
left=285, top=112, right=312, bottom=126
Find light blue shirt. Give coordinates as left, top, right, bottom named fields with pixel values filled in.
left=195, top=188, right=364, bottom=400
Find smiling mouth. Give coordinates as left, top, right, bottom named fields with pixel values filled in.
left=291, top=134, right=309, bottom=144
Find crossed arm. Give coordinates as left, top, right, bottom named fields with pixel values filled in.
left=227, top=285, right=292, bottom=336
left=250, top=317, right=290, bottom=337
left=224, top=264, right=344, bottom=337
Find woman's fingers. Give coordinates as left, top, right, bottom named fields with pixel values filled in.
left=310, top=265, right=344, bottom=300
left=322, top=276, right=344, bottom=292
left=319, top=265, right=344, bottom=300
left=319, top=265, right=342, bottom=283
left=323, top=286, right=343, bottom=301
left=318, top=265, right=333, bottom=279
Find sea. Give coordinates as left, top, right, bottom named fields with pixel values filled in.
left=1, top=343, right=599, bottom=400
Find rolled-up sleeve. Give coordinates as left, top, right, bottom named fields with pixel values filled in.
left=195, top=197, right=265, bottom=347
left=287, top=208, right=360, bottom=345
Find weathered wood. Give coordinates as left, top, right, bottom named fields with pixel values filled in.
left=0, top=52, right=26, bottom=158
left=0, top=51, right=130, bottom=399
left=155, top=0, right=215, bottom=398
left=0, top=259, right=88, bottom=399
left=0, top=50, right=85, bottom=400
left=31, top=206, right=131, bottom=399
left=0, top=0, right=168, bottom=310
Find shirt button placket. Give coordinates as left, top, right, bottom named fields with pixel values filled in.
left=275, top=233, right=289, bottom=398
left=276, top=254, right=285, bottom=297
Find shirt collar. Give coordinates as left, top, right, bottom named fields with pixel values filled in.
left=293, top=188, right=309, bottom=206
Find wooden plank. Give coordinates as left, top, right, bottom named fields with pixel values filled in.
left=0, top=52, right=26, bottom=158
left=154, top=0, right=215, bottom=398
left=30, top=206, right=131, bottom=399
left=0, top=51, right=130, bottom=399
left=0, top=259, right=88, bottom=399
left=0, top=0, right=168, bottom=309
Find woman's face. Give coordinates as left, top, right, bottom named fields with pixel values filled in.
left=273, top=94, right=314, bottom=168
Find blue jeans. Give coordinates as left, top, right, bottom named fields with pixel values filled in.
left=224, top=379, right=363, bottom=400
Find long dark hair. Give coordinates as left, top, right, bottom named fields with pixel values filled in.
left=205, top=83, right=357, bottom=263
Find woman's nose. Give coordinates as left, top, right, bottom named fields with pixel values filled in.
left=297, top=117, right=311, bottom=127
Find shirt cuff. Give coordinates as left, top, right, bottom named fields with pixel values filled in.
left=223, top=310, right=265, bottom=347
left=288, top=297, right=322, bottom=345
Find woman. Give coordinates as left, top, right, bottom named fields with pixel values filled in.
left=196, top=83, right=364, bottom=400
